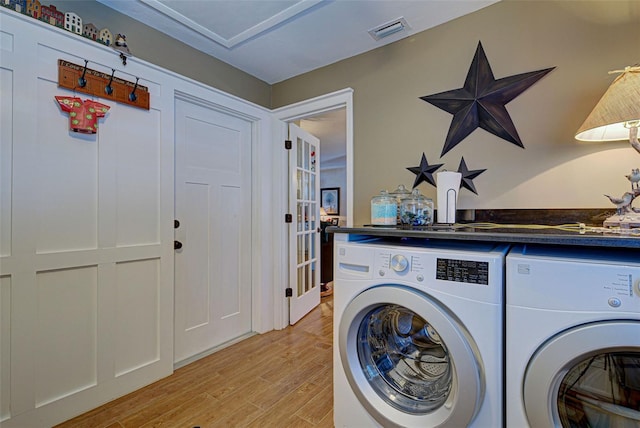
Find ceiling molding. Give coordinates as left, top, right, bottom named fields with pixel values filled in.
left=139, top=0, right=324, bottom=49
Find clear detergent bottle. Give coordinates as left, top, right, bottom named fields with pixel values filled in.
left=371, top=190, right=397, bottom=225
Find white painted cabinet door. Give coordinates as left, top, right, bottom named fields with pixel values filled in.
left=0, top=11, right=173, bottom=427
left=174, top=97, right=252, bottom=364
left=288, top=124, right=321, bottom=325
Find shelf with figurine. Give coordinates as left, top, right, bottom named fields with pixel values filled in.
left=2, top=1, right=133, bottom=65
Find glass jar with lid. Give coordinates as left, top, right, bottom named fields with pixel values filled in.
left=390, top=184, right=411, bottom=224
left=371, top=190, right=397, bottom=225
left=400, top=188, right=434, bottom=226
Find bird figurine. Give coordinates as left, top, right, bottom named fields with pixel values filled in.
left=626, top=168, right=640, bottom=190
left=605, top=192, right=637, bottom=215
left=112, top=34, right=132, bottom=65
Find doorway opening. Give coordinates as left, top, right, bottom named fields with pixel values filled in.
left=298, top=108, right=346, bottom=299
left=272, top=88, right=354, bottom=329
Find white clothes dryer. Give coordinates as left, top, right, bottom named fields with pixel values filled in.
left=506, top=245, right=640, bottom=428
left=333, top=238, right=508, bottom=428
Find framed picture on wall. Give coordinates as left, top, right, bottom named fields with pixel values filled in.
left=321, top=187, right=340, bottom=216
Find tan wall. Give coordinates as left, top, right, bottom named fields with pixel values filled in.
left=273, top=0, right=640, bottom=225
left=55, top=1, right=271, bottom=108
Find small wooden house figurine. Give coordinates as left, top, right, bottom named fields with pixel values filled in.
left=64, top=11, right=82, bottom=35
left=99, top=28, right=113, bottom=46
left=83, top=22, right=98, bottom=41
left=42, top=4, right=63, bottom=27
left=26, top=0, right=40, bottom=19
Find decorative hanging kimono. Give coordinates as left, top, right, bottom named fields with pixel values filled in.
left=55, top=96, right=110, bottom=134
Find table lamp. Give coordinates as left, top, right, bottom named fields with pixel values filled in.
left=320, top=207, right=328, bottom=222
left=575, top=65, right=640, bottom=227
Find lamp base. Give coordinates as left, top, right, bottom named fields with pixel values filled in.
left=603, top=212, right=640, bottom=228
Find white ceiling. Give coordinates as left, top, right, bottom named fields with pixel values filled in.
left=96, top=0, right=498, bottom=85
left=95, top=0, right=499, bottom=165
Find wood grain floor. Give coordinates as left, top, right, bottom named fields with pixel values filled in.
left=56, top=295, right=334, bottom=428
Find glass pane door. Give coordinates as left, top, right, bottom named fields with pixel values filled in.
left=289, top=123, right=321, bottom=324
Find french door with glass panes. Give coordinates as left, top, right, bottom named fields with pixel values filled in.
left=288, top=124, right=321, bottom=324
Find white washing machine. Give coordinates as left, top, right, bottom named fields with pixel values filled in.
left=506, top=245, right=640, bottom=428
left=333, top=238, right=508, bottom=428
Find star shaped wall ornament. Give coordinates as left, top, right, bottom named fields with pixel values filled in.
left=457, top=157, right=486, bottom=195
left=420, top=41, right=555, bottom=157
left=407, top=153, right=444, bottom=189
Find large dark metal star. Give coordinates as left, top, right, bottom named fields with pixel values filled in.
left=420, top=41, right=555, bottom=157
left=457, top=157, right=486, bottom=195
left=407, top=153, right=443, bottom=189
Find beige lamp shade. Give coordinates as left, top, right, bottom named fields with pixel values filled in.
left=575, top=66, right=640, bottom=142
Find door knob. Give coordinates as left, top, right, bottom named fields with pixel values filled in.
left=174, top=240, right=183, bottom=250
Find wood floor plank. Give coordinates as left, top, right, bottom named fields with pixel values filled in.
left=136, top=392, right=217, bottom=428
left=55, top=296, right=334, bottom=428
left=245, top=382, right=325, bottom=428
left=295, top=382, right=333, bottom=425
left=206, top=402, right=264, bottom=427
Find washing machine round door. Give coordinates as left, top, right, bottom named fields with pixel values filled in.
left=523, top=321, right=640, bottom=427
left=339, top=284, right=484, bottom=428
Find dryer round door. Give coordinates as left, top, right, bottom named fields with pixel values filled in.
left=523, top=320, right=640, bottom=427
left=338, top=284, right=484, bottom=428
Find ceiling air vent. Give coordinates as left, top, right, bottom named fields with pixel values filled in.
left=368, top=17, right=410, bottom=41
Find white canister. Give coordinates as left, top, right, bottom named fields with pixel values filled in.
left=371, top=190, right=397, bottom=225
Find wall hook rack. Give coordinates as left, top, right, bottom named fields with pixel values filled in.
left=58, top=59, right=149, bottom=110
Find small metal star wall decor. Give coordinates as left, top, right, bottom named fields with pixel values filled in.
left=406, top=153, right=444, bottom=189
left=420, top=41, right=555, bottom=156
left=457, top=157, right=486, bottom=195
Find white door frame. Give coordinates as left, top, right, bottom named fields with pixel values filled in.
left=272, top=88, right=354, bottom=329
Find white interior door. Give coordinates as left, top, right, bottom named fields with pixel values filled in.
left=288, top=123, right=321, bottom=325
left=174, top=97, right=252, bottom=364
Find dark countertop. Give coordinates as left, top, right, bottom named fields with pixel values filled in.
left=327, top=224, right=640, bottom=249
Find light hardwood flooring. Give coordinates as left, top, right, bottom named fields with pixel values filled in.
left=56, top=295, right=334, bottom=428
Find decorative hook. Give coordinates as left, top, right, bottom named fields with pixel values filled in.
left=129, top=77, right=139, bottom=102
left=105, top=69, right=115, bottom=95
left=78, top=59, right=88, bottom=88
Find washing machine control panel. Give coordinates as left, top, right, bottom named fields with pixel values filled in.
left=375, top=250, right=426, bottom=281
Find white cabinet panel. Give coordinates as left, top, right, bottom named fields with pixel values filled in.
left=35, top=267, right=98, bottom=407
left=36, top=78, right=98, bottom=254
left=115, top=259, right=160, bottom=376
left=0, top=27, right=13, bottom=52
left=183, top=181, right=211, bottom=330
left=0, top=68, right=13, bottom=258
left=0, top=275, right=11, bottom=422
left=113, top=107, right=161, bottom=247
left=185, top=118, right=241, bottom=173
left=218, top=185, right=241, bottom=317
